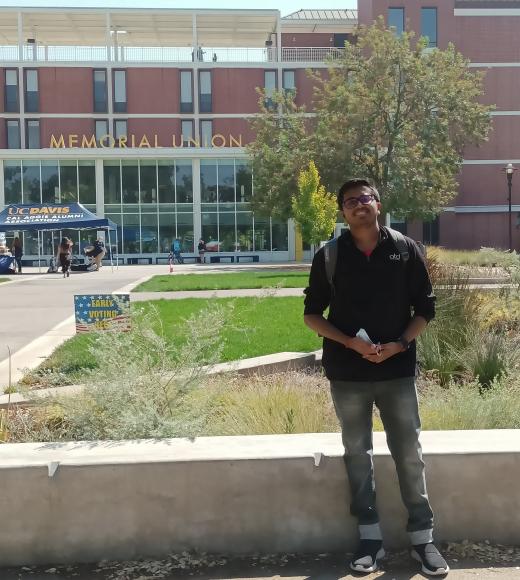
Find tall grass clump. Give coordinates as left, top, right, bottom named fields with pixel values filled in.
left=417, top=374, right=520, bottom=430
left=418, top=253, right=477, bottom=384
left=208, top=370, right=338, bottom=435
left=4, top=302, right=235, bottom=442
left=419, top=251, right=520, bottom=389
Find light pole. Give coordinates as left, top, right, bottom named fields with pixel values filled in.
left=502, top=163, right=517, bottom=252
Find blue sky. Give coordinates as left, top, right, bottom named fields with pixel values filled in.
left=1, top=0, right=357, bottom=16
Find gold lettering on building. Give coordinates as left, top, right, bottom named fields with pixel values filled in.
left=229, top=134, right=243, bottom=147
left=211, top=134, right=226, bottom=148
left=49, top=133, right=244, bottom=148
left=100, top=134, right=115, bottom=148
left=50, top=134, right=65, bottom=148
left=139, top=135, right=151, bottom=148
left=81, top=135, right=97, bottom=148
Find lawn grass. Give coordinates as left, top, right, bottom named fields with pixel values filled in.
left=0, top=278, right=11, bottom=284
left=33, top=296, right=320, bottom=380
left=132, top=271, right=310, bottom=292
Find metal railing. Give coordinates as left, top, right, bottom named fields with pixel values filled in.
left=0, top=44, right=344, bottom=64
left=281, top=47, right=345, bottom=62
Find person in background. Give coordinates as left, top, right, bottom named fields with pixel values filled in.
left=197, top=238, right=206, bottom=264
left=11, top=237, right=23, bottom=274
left=171, top=238, right=184, bottom=264
left=57, top=237, right=73, bottom=278
left=91, top=238, right=106, bottom=270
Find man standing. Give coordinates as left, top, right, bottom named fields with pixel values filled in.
left=304, top=179, right=448, bottom=576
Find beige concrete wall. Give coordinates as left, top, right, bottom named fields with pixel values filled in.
left=0, top=430, right=519, bottom=566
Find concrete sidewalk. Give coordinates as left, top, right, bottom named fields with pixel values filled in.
left=0, top=555, right=519, bottom=579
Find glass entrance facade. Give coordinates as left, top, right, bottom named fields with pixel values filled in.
left=2, top=156, right=289, bottom=259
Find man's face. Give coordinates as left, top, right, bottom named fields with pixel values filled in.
left=341, top=185, right=381, bottom=226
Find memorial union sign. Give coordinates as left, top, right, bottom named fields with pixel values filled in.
left=49, top=133, right=243, bottom=149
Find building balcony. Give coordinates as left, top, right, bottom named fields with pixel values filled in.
left=0, top=44, right=345, bottom=64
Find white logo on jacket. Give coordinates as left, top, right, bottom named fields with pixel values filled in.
left=389, top=253, right=401, bottom=261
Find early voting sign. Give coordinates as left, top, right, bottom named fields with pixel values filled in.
left=74, top=294, right=130, bottom=333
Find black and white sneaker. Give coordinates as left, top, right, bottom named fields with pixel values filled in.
left=349, top=539, right=385, bottom=573
left=411, top=543, right=450, bottom=576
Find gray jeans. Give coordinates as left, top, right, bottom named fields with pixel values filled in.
left=330, top=377, right=434, bottom=544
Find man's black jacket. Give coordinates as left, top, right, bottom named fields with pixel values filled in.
left=304, top=227, right=435, bottom=382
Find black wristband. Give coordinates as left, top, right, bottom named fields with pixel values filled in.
left=398, top=336, right=410, bottom=351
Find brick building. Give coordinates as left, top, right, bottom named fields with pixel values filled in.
left=0, top=4, right=517, bottom=261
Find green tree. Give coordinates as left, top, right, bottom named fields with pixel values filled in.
left=248, top=18, right=492, bottom=220
left=292, top=161, right=338, bottom=247
left=247, top=90, right=312, bottom=220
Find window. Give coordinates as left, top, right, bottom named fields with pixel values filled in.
left=26, top=120, right=40, bottom=149
left=264, top=70, right=277, bottom=109
left=95, top=120, right=109, bottom=146
left=6, top=120, right=20, bottom=149
left=114, top=119, right=127, bottom=145
left=113, top=70, right=127, bottom=112
left=24, top=69, right=39, bottom=113
left=283, top=70, right=296, bottom=93
left=180, top=71, right=193, bottom=113
left=199, top=71, right=212, bottom=113
left=181, top=120, right=194, bottom=146
left=93, top=70, right=107, bottom=113
left=4, top=69, right=18, bottom=112
left=421, top=7, right=438, bottom=48
left=388, top=7, right=404, bottom=36
left=200, top=120, right=213, bottom=147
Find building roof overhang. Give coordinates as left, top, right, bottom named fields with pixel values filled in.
left=281, top=9, right=357, bottom=33
left=0, top=7, right=280, bottom=47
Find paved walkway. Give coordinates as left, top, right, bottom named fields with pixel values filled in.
left=0, top=556, right=518, bottom=579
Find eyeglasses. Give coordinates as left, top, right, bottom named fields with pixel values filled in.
left=342, top=193, right=377, bottom=209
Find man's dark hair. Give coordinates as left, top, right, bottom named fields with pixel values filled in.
left=337, top=179, right=380, bottom=210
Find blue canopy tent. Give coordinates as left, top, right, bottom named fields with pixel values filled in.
left=0, top=203, right=118, bottom=272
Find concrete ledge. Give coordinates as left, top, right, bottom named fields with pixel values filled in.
left=0, top=351, right=321, bottom=409
left=0, top=430, right=519, bottom=566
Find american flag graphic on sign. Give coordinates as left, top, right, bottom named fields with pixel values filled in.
left=74, top=294, right=130, bottom=333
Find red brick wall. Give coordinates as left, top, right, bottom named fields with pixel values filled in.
left=39, top=68, right=94, bottom=113
left=40, top=118, right=95, bottom=149
left=0, top=68, right=5, bottom=113
left=211, top=118, right=256, bottom=145
left=282, top=33, right=334, bottom=47
left=457, top=164, right=514, bottom=206
left=464, top=116, right=520, bottom=159
left=211, top=69, right=264, bottom=114
left=127, top=118, right=181, bottom=147
left=0, top=117, right=6, bottom=148
left=440, top=211, right=518, bottom=250
left=455, top=16, right=520, bottom=62
left=126, top=68, right=179, bottom=114
left=478, top=67, right=520, bottom=110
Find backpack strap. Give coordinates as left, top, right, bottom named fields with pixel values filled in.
left=323, top=237, right=338, bottom=294
left=387, top=227, right=409, bottom=264
left=323, top=229, right=410, bottom=293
